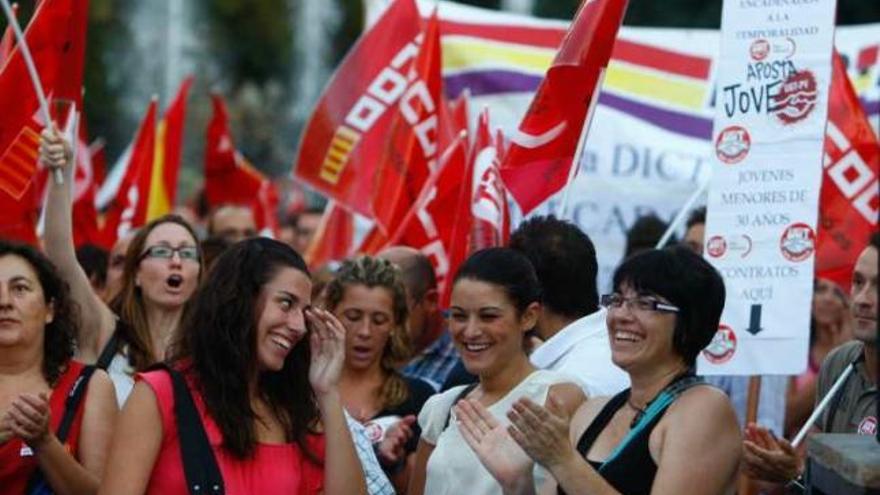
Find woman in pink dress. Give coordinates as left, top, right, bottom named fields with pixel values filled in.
left=99, top=238, right=366, bottom=495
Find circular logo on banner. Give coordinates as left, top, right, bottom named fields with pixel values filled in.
left=858, top=417, right=878, bottom=436
left=780, top=223, right=816, bottom=262
left=750, top=39, right=770, bottom=61
left=772, top=70, right=818, bottom=125
left=703, top=324, right=737, bottom=364
left=707, top=236, right=727, bottom=258
left=715, top=126, right=751, bottom=164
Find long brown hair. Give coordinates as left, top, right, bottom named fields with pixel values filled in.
left=170, top=238, right=320, bottom=460
left=323, top=256, right=411, bottom=411
left=109, top=214, right=201, bottom=371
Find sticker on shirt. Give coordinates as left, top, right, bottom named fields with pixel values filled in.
left=364, top=415, right=402, bottom=444
left=858, top=416, right=877, bottom=436
left=20, top=445, right=33, bottom=457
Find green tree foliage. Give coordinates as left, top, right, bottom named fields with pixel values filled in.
left=202, top=0, right=292, bottom=88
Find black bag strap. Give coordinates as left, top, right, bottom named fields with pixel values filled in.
left=25, top=364, right=97, bottom=494
left=57, top=365, right=97, bottom=442
left=96, top=325, right=122, bottom=370
left=443, top=382, right=479, bottom=430
left=148, top=363, right=225, bottom=495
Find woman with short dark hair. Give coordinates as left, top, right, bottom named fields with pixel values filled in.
left=458, top=247, right=741, bottom=495
left=98, top=238, right=366, bottom=495
left=0, top=241, right=117, bottom=494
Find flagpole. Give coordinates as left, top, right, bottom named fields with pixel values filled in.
left=654, top=180, right=709, bottom=249
left=557, top=68, right=605, bottom=220
left=0, top=0, right=63, bottom=185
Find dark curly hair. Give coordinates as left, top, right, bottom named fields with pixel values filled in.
left=0, top=241, right=78, bottom=386
left=169, top=237, right=319, bottom=461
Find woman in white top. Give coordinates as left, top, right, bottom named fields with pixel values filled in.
left=408, top=248, right=584, bottom=495
left=40, top=129, right=202, bottom=405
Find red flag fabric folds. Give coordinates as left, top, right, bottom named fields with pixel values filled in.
left=499, top=0, right=628, bottom=214
left=293, top=0, right=422, bottom=217
left=817, top=52, right=880, bottom=289
left=371, top=11, right=443, bottom=235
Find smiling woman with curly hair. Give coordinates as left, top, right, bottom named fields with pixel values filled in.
left=0, top=241, right=117, bottom=495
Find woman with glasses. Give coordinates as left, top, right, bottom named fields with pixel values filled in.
left=457, top=247, right=741, bottom=495
left=408, top=248, right=584, bottom=495
left=99, top=238, right=366, bottom=494
left=40, top=130, right=202, bottom=405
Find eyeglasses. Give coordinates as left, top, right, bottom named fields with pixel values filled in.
left=139, top=245, right=200, bottom=262
left=600, top=293, right=679, bottom=314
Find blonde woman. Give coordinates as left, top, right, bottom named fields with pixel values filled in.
left=324, top=256, right=434, bottom=490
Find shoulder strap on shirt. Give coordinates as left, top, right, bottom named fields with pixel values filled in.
left=57, top=364, right=97, bottom=442
left=443, top=382, right=479, bottom=430
left=96, top=325, right=122, bottom=370
left=148, top=363, right=225, bottom=495
left=601, top=375, right=704, bottom=469
left=25, top=364, right=96, bottom=494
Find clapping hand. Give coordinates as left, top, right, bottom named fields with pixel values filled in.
left=456, top=399, right=534, bottom=493
left=507, top=395, right=577, bottom=472
left=39, top=127, right=72, bottom=172
left=305, top=307, right=347, bottom=398
left=742, top=423, right=802, bottom=483
left=7, top=392, right=51, bottom=449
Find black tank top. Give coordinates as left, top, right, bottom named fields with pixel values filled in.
left=558, top=375, right=703, bottom=495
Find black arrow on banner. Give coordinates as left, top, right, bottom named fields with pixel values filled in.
left=745, top=304, right=763, bottom=335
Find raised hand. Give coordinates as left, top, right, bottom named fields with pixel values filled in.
left=507, top=395, right=577, bottom=471
left=742, top=423, right=801, bottom=483
left=305, top=307, right=347, bottom=397
left=377, top=415, right=416, bottom=466
left=456, top=398, right=534, bottom=492
left=39, top=127, right=72, bottom=172
left=8, top=392, right=51, bottom=449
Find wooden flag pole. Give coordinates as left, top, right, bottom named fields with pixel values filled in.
left=737, top=376, right=762, bottom=495
left=0, top=0, right=63, bottom=185
left=654, top=180, right=709, bottom=249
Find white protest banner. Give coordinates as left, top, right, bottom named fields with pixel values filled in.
left=697, top=0, right=838, bottom=376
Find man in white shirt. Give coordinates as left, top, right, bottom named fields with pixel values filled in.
left=510, top=216, right=629, bottom=397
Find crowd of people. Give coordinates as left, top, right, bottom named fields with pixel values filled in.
left=0, top=127, right=876, bottom=495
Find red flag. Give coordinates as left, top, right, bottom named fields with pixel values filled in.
left=817, top=52, right=880, bottom=289
left=100, top=99, right=158, bottom=247
left=147, top=76, right=193, bottom=220
left=469, top=108, right=510, bottom=252
left=71, top=126, right=101, bottom=247
left=0, top=0, right=80, bottom=244
left=89, top=138, right=107, bottom=187
left=0, top=2, right=18, bottom=67
left=293, top=0, right=422, bottom=217
left=304, top=201, right=354, bottom=269
left=371, top=11, right=443, bottom=235
left=205, top=94, right=279, bottom=233
left=499, top=0, right=628, bottom=214
left=392, top=131, right=471, bottom=298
